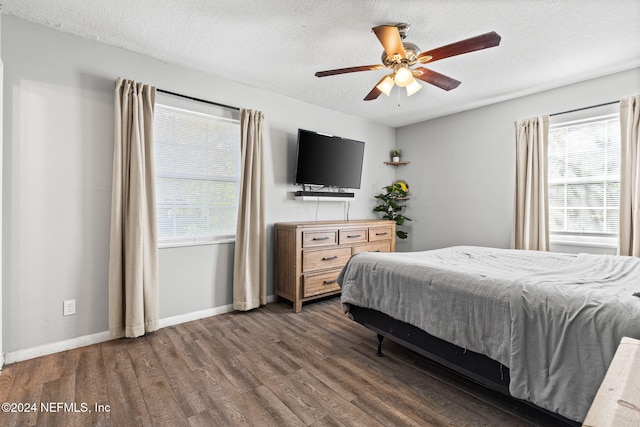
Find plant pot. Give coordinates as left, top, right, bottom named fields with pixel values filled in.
left=392, top=156, right=400, bottom=162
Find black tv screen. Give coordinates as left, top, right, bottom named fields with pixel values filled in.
left=294, top=129, right=365, bottom=189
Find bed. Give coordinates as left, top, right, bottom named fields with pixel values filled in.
left=336, top=246, right=640, bottom=424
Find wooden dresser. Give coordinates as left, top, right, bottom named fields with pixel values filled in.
left=274, top=219, right=396, bottom=312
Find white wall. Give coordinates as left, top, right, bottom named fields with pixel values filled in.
left=396, top=67, right=640, bottom=253
left=1, top=14, right=395, bottom=358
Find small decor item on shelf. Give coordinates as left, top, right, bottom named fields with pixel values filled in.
left=373, top=181, right=411, bottom=239
left=391, top=149, right=401, bottom=162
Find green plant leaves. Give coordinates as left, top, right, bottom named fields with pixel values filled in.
left=373, top=183, right=411, bottom=239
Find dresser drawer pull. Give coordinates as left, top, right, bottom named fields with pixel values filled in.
left=347, top=234, right=362, bottom=238
left=373, top=250, right=381, bottom=252
left=312, top=236, right=330, bottom=241
left=375, top=232, right=388, bottom=236
left=321, top=256, right=338, bottom=261
left=322, top=279, right=338, bottom=285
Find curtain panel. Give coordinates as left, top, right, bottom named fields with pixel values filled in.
left=512, top=115, right=550, bottom=251
left=233, top=109, right=267, bottom=311
left=108, top=77, right=160, bottom=338
left=618, top=95, right=640, bottom=257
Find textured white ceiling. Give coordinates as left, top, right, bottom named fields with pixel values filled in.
left=3, top=0, right=640, bottom=127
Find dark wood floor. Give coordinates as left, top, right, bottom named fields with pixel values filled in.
left=0, top=297, right=569, bottom=426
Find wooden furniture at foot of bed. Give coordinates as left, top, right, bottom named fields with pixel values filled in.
left=583, top=337, right=640, bottom=426
left=274, top=219, right=396, bottom=312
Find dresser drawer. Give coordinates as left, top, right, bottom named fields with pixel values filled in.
left=302, top=247, right=351, bottom=272
left=369, top=226, right=393, bottom=241
left=302, top=270, right=341, bottom=297
left=339, top=228, right=367, bottom=244
left=353, top=241, right=391, bottom=254
left=303, top=230, right=338, bottom=247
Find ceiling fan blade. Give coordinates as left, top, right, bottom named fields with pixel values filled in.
left=315, top=64, right=384, bottom=77
left=415, top=31, right=501, bottom=64
left=363, top=87, right=382, bottom=101
left=372, top=25, right=406, bottom=59
left=364, top=75, right=390, bottom=101
left=413, top=67, right=461, bottom=91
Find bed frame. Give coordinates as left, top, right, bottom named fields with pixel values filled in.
left=346, top=304, right=580, bottom=426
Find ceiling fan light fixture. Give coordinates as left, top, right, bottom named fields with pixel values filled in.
left=376, top=75, right=395, bottom=96
left=405, top=79, right=422, bottom=96
left=394, top=66, right=413, bottom=87
left=314, top=26, right=501, bottom=102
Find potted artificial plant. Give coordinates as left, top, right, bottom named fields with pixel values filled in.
left=373, top=182, right=411, bottom=239
left=391, top=149, right=401, bottom=162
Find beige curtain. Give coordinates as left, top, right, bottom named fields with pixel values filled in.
left=233, top=109, right=267, bottom=311
left=512, top=115, right=550, bottom=251
left=618, top=96, right=640, bottom=256
left=108, top=77, right=160, bottom=338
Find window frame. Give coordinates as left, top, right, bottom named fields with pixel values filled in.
left=548, top=104, right=620, bottom=248
left=153, top=92, right=241, bottom=249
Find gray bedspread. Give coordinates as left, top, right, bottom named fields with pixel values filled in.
left=509, top=252, right=640, bottom=421
left=337, top=246, right=640, bottom=422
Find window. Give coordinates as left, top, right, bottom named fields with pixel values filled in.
left=548, top=111, right=620, bottom=245
left=153, top=95, right=240, bottom=247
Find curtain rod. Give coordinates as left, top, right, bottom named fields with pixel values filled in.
left=549, top=100, right=619, bottom=117
left=157, top=88, right=240, bottom=111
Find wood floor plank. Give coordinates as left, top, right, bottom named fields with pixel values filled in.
left=189, top=360, right=258, bottom=425
left=100, top=339, right=154, bottom=427
left=288, top=368, right=381, bottom=427
left=233, top=340, right=301, bottom=385
left=147, top=329, right=214, bottom=418
left=125, top=336, right=189, bottom=427
left=74, top=346, right=112, bottom=427
left=1, top=357, right=53, bottom=427
left=260, top=370, right=328, bottom=425
left=350, top=390, right=425, bottom=427
left=36, top=374, right=83, bottom=427
left=163, top=325, right=214, bottom=370
left=309, top=413, right=349, bottom=427
left=1, top=297, right=570, bottom=427
left=0, top=361, right=17, bottom=402
left=274, top=346, right=359, bottom=403
left=249, top=385, right=306, bottom=427
left=200, top=316, right=255, bottom=356
left=193, top=335, right=263, bottom=394
left=230, top=387, right=299, bottom=427
left=186, top=408, right=227, bottom=427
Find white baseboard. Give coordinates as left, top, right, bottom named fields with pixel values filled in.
left=4, top=330, right=113, bottom=365
left=158, top=303, right=235, bottom=329
left=3, top=295, right=275, bottom=366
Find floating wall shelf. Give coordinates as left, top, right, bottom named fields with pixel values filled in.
left=384, top=161, right=410, bottom=166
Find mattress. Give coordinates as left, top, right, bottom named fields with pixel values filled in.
left=337, top=246, right=640, bottom=422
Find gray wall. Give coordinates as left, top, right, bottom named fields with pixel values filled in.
left=395, top=67, right=640, bottom=253
left=1, top=15, right=395, bottom=355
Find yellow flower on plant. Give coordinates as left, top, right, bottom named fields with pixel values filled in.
left=395, top=180, right=408, bottom=192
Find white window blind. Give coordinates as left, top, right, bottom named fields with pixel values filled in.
left=548, top=113, right=620, bottom=237
left=154, top=102, right=241, bottom=246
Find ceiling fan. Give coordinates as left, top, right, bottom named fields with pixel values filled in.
left=315, top=24, right=501, bottom=100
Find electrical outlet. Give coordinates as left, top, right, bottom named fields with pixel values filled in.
left=63, top=299, right=76, bottom=316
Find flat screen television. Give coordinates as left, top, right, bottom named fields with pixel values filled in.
left=294, top=129, right=365, bottom=189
